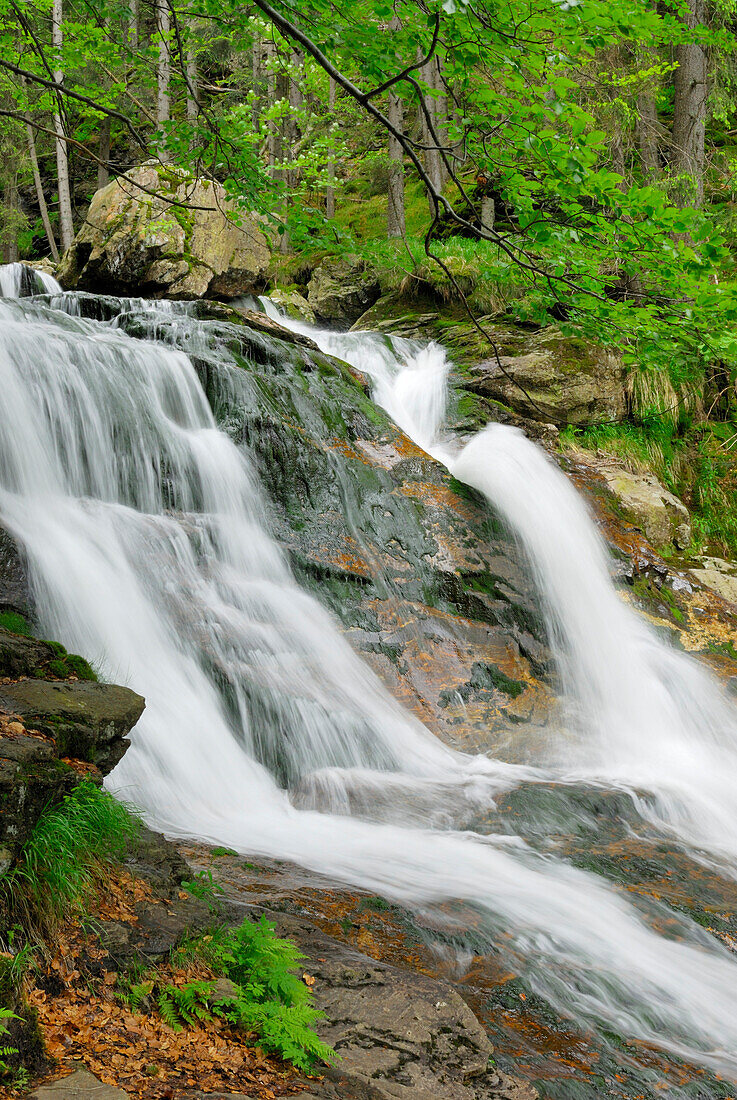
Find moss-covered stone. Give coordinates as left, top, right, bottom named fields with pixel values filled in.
left=57, top=163, right=270, bottom=300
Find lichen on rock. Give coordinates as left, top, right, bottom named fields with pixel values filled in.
left=57, top=163, right=270, bottom=299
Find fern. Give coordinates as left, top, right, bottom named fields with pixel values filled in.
left=205, top=916, right=336, bottom=1071
left=158, top=982, right=215, bottom=1031
left=0, top=1008, right=19, bottom=1075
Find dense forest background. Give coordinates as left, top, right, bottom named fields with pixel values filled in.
left=2, top=0, right=737, bottom=554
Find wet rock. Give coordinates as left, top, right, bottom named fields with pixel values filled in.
left=0, top=680, right=145, bottom=773
left=0, top=729, right=75, bottom=863
left=307, top=256, right=381, bottom=328
left=595, top=463, right=691, bottom=553
left=689, top=556, right=737, bottom=607
left=122, top=824, right=193, bottom=892
left=57, top=164, right=270, bottom=299
left=245, top=907, right=536, bottom=1100
left=0, top=527, right=30, bottom=616
left=31, top=1065, right=129, bottom=1099
left=96, top=892, right=212, bottom=964
left=93, top=294, right=554, bottom=762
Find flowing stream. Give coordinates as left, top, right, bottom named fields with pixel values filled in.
left=2, top=272, right=737, bottom=1086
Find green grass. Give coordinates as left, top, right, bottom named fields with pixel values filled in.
left=0, top=613, right=32, bottom=637
left=560, top=417, right=737, bottom=559
left=333, top=176, right=431, bottom=240
left=1, top=781, right=140, bottom=942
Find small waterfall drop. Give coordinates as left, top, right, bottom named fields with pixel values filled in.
left=3, top=273, right=737, bottom=1078
left=0, top=262, right=62, bottom=298
left=454, top=426, right=737, bottom=865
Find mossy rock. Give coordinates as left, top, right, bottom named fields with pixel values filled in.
left=57, top=163, right=270, bottom=300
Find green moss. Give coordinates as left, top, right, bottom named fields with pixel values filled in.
left=35, top=641, right=98, bottom=682
left=470, top=662, right=525, bottom=698
left=0, top=613, right=31, bottom=637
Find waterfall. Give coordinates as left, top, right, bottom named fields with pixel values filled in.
left=0, top=263, right=61, bottom=298
left=3, top=272, right=737, bottom=1079
left=271, top=302, right=737, bottom=866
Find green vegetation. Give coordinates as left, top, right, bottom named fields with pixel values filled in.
left=0, top=613, right=31, bottom=637
left=561, top=416, right=737, bottom=558
left=39, top=640, right=98, bottom=683
left=0, top=780, right=139, bottom=942
left=157, top=916, right=335, bottom=1072
left=0, top=1008, right=19, bottom=1075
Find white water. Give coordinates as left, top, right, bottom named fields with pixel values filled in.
left=2, top=273, right=737, bottom=1078
left=271, top=301, right=737, bottom=867
left=0, top=262, right=61, bottom=298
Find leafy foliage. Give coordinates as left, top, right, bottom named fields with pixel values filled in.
left=0, top=1007, right=19, bottom=1076
left=169, top=916, right=335, bottom=1072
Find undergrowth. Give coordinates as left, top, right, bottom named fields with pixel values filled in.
left=122, top=916, right=337, bottom=1073
left=560, top=416, right=737, bottom=558
left=0, top=781, right=140, bottom=943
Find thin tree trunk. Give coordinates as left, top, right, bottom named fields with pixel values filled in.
left=52, top=0, right=74, bottom=251
left=266, top=38, right=279, bottom=176
left=156, top=0, right=171, bottom=160
left=637, top=93, right=660, bottom=178
left=326, top=76, right=336, bottom=219
left=21, top=78, right=59, bottom=261
left=129, top=0, right=138, bottom=50
left=387, top=91, right=405, bottom=238
left=3, top=177, right=19, bottom=262
left=419, top=53, right=447, bottom=212
left=185, top=41, right=198, bottom=123
left=671, top=0, right=707, bottom=205
left=252, top=32, right=262, bottom=127
left=97, top=118, right=111, bottom=189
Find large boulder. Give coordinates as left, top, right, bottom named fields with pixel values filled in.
left=689, top=556, right=737, bottom=606
left=307, top=256, right=381, bottom=328
left=463, top=331, right=626, bottom=427
left=57, top=164, right=270, bottom=299
left=0, top=634, right=145, bottom=871
left=0, top=679, right=145, bottom=774
left=269, top=286, right=316, bottom=324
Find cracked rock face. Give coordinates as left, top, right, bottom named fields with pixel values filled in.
left=247, top=908, right=536, bottom=1100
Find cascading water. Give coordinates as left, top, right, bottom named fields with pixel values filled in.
left=3, top=271, right=737, bottom=1083
left=271, top=302, right=737, bottom=867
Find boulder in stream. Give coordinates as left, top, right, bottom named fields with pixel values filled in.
left=595, top=462, right=692, bottom=553
left=57, top=163, right=270, bottom=299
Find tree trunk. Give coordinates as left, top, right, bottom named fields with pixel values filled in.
left=419, top=53, right=448, bottom=211
left=52, top=0, right=74, bottom=251
left=386, top=91, right=405, bottom=238
left=252, top=32, right=262, bottom=127
left=129, top=0, right=138, bottom=49
left=21, top=78, right=59, bottom=261
left=185, top=39, right=198, bottom=123
left=3, top=177, right=19, bottom=263
left=326, top=76, right=336, bottom=219
left=265, top=38, right=280, bottom=176
left=637, top=93, right=660, bottom=178
left=97, top=118, right=111, bottom=189
left=156, top=0, right=171, bottom=159
left=671, top=0, right=707, bottom=205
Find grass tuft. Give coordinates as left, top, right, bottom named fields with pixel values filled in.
left=1, top=781, right=140, bottom=944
